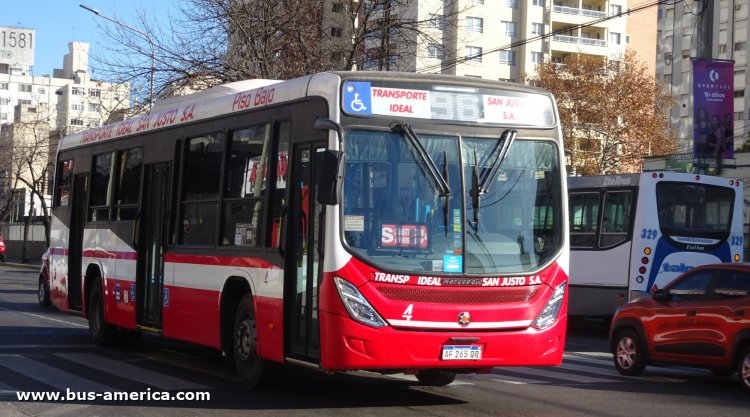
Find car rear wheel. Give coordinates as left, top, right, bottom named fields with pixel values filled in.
left=739, top=347, right=750, bottom=394
left=38, top=275, right=51, bottom=307
left=415, top=369, right=456, bottom=386
left=613, top=329, right=647, bottom=376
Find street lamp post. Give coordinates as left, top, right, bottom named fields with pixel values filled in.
left=79, top=4, right=155, bottom=111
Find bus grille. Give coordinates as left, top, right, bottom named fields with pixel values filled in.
left=372, top=284, right=540, bottom=304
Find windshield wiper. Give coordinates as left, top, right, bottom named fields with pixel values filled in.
left=470, top=129, right=517, bottom=232
left=480, top=129, right=516, bottom=194
left=391, top=122, right=451, bottom=235
left=391, top=122, right=450, bottom=195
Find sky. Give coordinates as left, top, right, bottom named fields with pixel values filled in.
left=3, top=0, right=173, bottom=77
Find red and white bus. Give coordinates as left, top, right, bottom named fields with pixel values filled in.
left=44, top=71, right=569, bottom=387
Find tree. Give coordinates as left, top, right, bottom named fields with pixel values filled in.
left=90, top=0, right=468, bottom=105
left=525, top=51, right=677, bottom=175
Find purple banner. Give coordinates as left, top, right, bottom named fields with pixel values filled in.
left=693, top=59, right=734, bottom=159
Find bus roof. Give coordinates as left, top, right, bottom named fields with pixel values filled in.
left=58, top=71, right=558, bottom=152
left=567, top=172, right=740, bottom=190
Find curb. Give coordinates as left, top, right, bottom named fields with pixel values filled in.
left=0, top=261, right=40, bottom=270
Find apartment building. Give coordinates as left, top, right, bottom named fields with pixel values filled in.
left=656, top=0, right=748, bottom=154
left=0, top=39, right=130, bottom=219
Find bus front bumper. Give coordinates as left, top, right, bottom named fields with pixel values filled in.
left=318, top=311, right=567, bottom=371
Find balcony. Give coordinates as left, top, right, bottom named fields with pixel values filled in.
left=552, top=5, right=607, bottom=18
left=552, top=34, right=606, bottom=47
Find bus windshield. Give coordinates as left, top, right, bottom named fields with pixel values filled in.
left=657, top=182, right=735, bottom=240
left=342, top=129, right=563, bottom=275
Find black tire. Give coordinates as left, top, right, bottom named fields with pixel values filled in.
left=415, top=369, right=457, bottom=386
left=88, top=281, right=116, bottom=346
left=0, top=253, right=6, bottom=262
left=233, top=293, right=266, bottom=388
left=739, top=347, right=750, bottom=394
left=613, top=329, right=647, bottom=376
left=38, top=275, right=51, bottom=307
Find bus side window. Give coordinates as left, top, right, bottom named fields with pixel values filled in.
left=599, top=190, right=632, bottom=248
left=569, top=192, right=599, bottom=248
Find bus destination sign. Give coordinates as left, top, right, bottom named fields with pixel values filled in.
left=342, top=81, right=555, bottom=127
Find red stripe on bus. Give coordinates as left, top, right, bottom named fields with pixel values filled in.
left=164, top=253, right=280, bottom=269
left=82, top=249, right=138, bottom=260
left=49, top=247, right=69, bottom=256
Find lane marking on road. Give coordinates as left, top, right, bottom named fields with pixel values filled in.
left=0, top=354, right=118, bottom=392
left=55, top=352, right=210, bottom=390
left=0, top=306, right=87, bottom=328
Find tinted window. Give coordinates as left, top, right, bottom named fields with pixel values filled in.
left=714, top=269, right=750, bottom=297
left=669, top=270, right=714, bottom=301
left=115, top=148, right=143, bottom=220
left=657, top=183, right=734, bottom=238
left=90, top=152, right=115, bottom=221
left=600, top=190, right=632, bottom=247
left=569, top=192, right=599, bottom=248
left=180, top=133, right=223, bottom=245
left=55, top=159, right=73, bottom=207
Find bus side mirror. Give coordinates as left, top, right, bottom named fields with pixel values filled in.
left=317, top=150, right=344, bottom=205
left=652, top=288, right=669, bottom=301
left=314, top=118, right=345, bottom=206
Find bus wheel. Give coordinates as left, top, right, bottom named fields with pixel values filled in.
left=88, top=281, right=115, bottom=345
left=415, top=369, right=456, bottom=386
left=38, top=275, right=51, bottom=307
left=613, top=329, right=646, bottom=376
left=234, top=294, right=265, bottom=387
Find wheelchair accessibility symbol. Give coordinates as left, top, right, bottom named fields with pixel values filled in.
left=350, top=93, right=366, bottom=112
left=344, top=82, right=372, bottom=115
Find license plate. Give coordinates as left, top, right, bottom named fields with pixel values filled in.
left=441, top=345, right=482, bottom=360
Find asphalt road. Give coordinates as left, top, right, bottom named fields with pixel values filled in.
left=0, top=264, right=748, bottom=417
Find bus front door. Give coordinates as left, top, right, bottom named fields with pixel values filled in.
left=286, top=143, right=326, bottom=361
left=68, top=173, right=88, bottom=311
left=136, top=162, right=171, bottom=329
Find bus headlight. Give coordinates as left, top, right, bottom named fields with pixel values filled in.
left=532, top=282, right=566, bottom=329
left=334, top=277, right=387, bottom=328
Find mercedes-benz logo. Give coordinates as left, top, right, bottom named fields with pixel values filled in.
left=457, top=311, right=471, bottom=327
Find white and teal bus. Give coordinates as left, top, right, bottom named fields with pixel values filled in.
left=567, top=172, right=744, bottom=317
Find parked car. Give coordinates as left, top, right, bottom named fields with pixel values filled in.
left=0, top=236, right=6, bottom=262
left=609, top=263, right=750, bottom=393
left=38, top=248, right=51, bottom=307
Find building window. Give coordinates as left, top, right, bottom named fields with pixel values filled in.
left=719, top=44, right=727, bottom=54
left=0, top=98, right=10, bottom=105
left=72, top=87, right=85, bottom=95
left=18, top=84, right=32, bottom=93
left=427, top=44, right=445, bottom=59
left=531, top=51, right=544, bottom=64
left=682, top=49, right=690, bottom=59
left=468, top=0, right=484, bottom=4
left=0, top=83, right=7, bottom=90
left=611, top=4, right=622, bottom=15
left=18, top=99, right=31, bottom=105
left=499, top=78, right=516, bottom=83
left=499, top=50, right=517, bottom=65
left=664, top=74, right=672, bottom=84
left=533, top=0, right=544, bottom=6
left=465, top=46, right=482, bottom=62
left=70, top=118, right=84, bottom=126
left=735, top=42, right=746, bottom=51
left=88, top=118, right=101, bottom=127
left=429, top=13, right=445, bottom=29
left=609, top=32, right=621, bottom=45
left=37, top=87, right=45, bottom=94
left=88, top=103, right=101, bottom=112
left=89, top=88, right=101, bottom=97
left=532, top=23, right=545, bottom=35
left=734, top=90, right=745, bottom=98
left=71, top=103, right=84, bottom=111
left=0, top=113, right=7, bottom=122
left=507, top=0, right=518, bottom=7
left=502, top=21, right=517, bottom=37
left=330, top=27, right=343, bottom=38
left=466, top=17, right=483, bottom=33
left=332, top=2, right=343, bottom=12
left=735, top=111, right=745, bottom=121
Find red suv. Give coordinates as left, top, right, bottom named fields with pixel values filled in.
left=609, top=263, right=750, bottom=393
